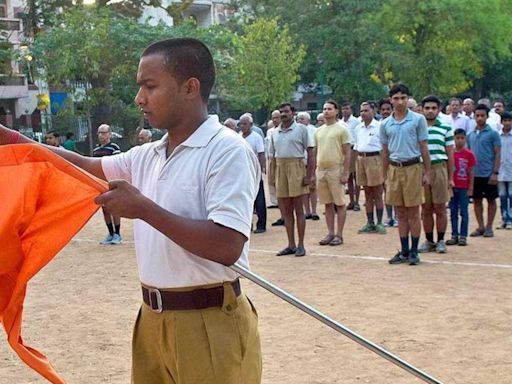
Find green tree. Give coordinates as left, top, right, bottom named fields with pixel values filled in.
left=231, top=17, right=305, bottom=111
left=370, top=0, right=512, bottom=98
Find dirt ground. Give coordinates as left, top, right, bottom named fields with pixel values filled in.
left=2, top=196, right=512, bottom=384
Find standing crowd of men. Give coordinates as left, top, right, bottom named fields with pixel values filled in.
left=225, top=83, right=511, bottom=265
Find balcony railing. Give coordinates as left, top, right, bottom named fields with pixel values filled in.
left=0, top=18, right=21, bottom=31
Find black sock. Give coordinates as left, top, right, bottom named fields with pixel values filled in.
left=376, top=208, right=384, bottom=224
left=115, top=224, right=121, bottom=235
left=426, top=232, right=434, bottom=243
left=106, top=223, right=114, bottom=236
left=437, top=231, right=445, bottom=241
left=366, top=212, right=375, bottom=225
left=386, top=205, right=393, bottom=219
left=411, top=237, right=420, bottom=253
left=400, top=237, right=409, bottom=256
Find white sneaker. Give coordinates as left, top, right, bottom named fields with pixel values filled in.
left=436, top=240, right=447, bottom=254
left=111, top=233, right=123, bottom=245
left=506, top=222, right=512, bottom=230
left=418, top=240, right=436, bottom=253
left=100, top=234, right=114, bottom=245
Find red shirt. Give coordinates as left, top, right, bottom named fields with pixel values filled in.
left=453, top=148, right=476, bottom=189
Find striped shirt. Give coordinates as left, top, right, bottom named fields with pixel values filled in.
left=428, top=119, right=454, bottom=164
left=93, top=142, right=121, bottom=157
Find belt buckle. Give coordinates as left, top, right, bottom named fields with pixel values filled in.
left=148, top=288, right=163, bottom=313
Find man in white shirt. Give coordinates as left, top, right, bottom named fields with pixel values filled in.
left=266, top=110, right=281, bottom=211
left=297, top=111, right=320, bottom=221
left=0, top=38, right=263, bottom=384
left=354, top=102, right=386, bottom=234
left=341, top=101, right=361, bottom=211
left=478, top=98, right=501, bottom=131
left=240, top=114, right=267, bottom=233
left=448, top=98, right=472, bottom=132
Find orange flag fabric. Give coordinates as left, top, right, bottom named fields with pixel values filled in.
left=0, top=144, right=107, bottom=383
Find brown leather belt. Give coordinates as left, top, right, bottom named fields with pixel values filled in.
left=142, top=279, right=241, bottom=313
left=389, top=157, right=420, bottom=167
left=358, top=151, right=380, bottom=157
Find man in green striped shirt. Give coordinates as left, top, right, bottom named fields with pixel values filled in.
left=419, top=95, right=455, bottom=254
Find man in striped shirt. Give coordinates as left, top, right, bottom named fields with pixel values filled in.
left=418, top=96, right=454, bottom=254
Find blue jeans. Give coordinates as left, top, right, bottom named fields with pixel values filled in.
left=498, top=181, right=512, bottom=223
left=449, top=188, right=469, bottom=238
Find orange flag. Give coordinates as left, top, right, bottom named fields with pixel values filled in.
left=0, top=144, right=107, bottom=383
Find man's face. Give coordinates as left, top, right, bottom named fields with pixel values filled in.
left=422, top=102, right=439, bottom=121
left=450, top=100, right=461, bottom=115
left=475, top=109, right=488, bottom=127
left=45, top=134, right=59, bottom=147
left=494, top=102, right=505, bottom=115
left=379, top=103, right=392, bottom=119
left=137, top=132, right=151, bottom=144
left=279, top=106, right=293, bottom=124
left=502, top=118, right=512, bottom=132
left=97, top=126, right=111, bottom=145
left=463, top=99, right=474, bottom=114
left=271, top=112, right=281, bottom=127
left=316, top=115, right=326, bottom=127
left=323, top=103, right=338, bottom=121
left=296, top=115, right=309, bottom=125
left=135, top=53, right=183, bottom=130
left=390, top=92, right=408, bottom=113
left=341, top=105, right=352, bottom=118
left=360, top=104, right=373, bottom=122
left=238, top=118, right=251, bottom=134
left=454, top=133, right=466, bottom=149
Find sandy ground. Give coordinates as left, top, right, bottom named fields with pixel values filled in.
left=2, top=197, right=512, bottom=384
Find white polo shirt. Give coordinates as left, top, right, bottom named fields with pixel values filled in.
left=241, top=130, right=264, bottom=155
left=354, top=119, right=382, bottom=153
left=101, top=115, right=260, bottom=288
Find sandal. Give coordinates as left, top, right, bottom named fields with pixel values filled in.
left=329, top=235, right=343, bottom=246
left=319, top=235, right=335, bottom=245
left=276, top=247, right=297, bottom=256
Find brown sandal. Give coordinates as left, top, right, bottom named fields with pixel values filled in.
left=319, top=235, right=335, bottom=245
left=329, top=235, right=343, bottom=246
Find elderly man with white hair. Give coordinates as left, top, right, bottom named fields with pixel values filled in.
left=239, top=113, right=267, bottom=233
left=297, top=111, right=320, bottom=220
left=137, top=128, right=153, bottom=144
left=265, top=112, right=280, bottom=209
left=223, top=117, right=238, bottom=132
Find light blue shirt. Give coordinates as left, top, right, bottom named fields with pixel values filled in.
left=467, top=125, right=501, bottom=177
left=380, top=110, right=428, bottom=162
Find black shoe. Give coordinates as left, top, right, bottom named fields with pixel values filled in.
left=305, top=214, right=313, bottom=220
left=311, top=214, right=320, bottom=221
left=267, top=205, right=279, bottom=209
left=388, top=251, right=408, bottom=264
left=271, top=218, right=285, bottom=226
left=409, top=252, right=420, bottom=265
left=253, top=228, right=266, bottom=234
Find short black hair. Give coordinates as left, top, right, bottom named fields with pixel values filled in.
left=142, top=37, right=215, bottom=102
left=341, top=101, right=352, bottom=108
left=66, top=132, right=74, bottom=140
left=449, top=97, right=462, bottom=105
left=454, top=128, right=466, bottom=136
left=46, top=130, right=60, bottom=138
left=474, top=104, right=490, bottom=116
left=421, top=95, right=442, bottom=107
left=378, top=98, right=391, bottom=109
left=502, top=111, right=512, bottom=120
left=324, top=99, right=339, bottom=110
left=279, top=102, right=295, bottom=112
left=389, top=83, right=410, bottom=97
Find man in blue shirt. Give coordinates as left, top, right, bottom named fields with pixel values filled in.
left=380, top=84, right=431, bottom=265
left=467, top=104, right=501, bottom=237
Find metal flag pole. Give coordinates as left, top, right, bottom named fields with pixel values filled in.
left=230, top=263, right=443, bottom=384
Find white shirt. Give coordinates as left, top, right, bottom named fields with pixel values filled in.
left=447, top=112, right=472, bottom=132
left=354, top=119, right=382, bottom=152
left=265, top=127, right=278, bottom=157
left=270, top=122, right=313, bottom=158
left=241, top=130, right=264, bottom=155
left=102, top=115, right=260, bottom=288
left=304, top=123, right=317, bottom=163
left=342, top=115, right=360, bottom=144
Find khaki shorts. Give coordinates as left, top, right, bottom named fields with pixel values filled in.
left=349, top=148, right=357, bottom=174
left=316, top=167, right=346, bottom=206
left=268, top=157, right=276, bottom=186
left=385, top=163, right=424, bottom=207
left=356, top=155, right=384, bottom=187
left=132, top=282, right=262, bottom=384
left=424, top=162, right=451, bottom=205
left=276, top=158, right=308, bottom=198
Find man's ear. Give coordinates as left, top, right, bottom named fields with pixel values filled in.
left=182, top=77, right=201, bottom=100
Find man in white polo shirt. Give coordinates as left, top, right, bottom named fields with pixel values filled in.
left=0, top=38, right=262, bottom=384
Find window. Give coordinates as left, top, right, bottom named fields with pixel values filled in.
left=0, top=1, right=6, bottom=19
